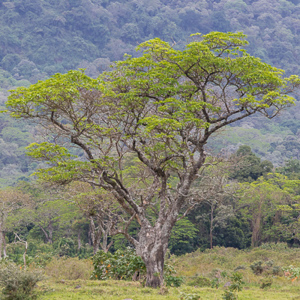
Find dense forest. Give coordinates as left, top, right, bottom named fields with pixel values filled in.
left=0, top=0, right=300, bottom=271
left=1, top=0, right=300, bottom=187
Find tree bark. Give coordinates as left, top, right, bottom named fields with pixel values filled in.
left=38, top=225, right=52, bottom=244
left=89, top=217, right=101, bottom=254
left=0, top=232, right=2, bottom=259
left=210, top=205, right=214, bottom=249
left=136, top=224, right=171, bottom=288
left=251, top=203, right=262, bottom=247
left=77, top=232, right=82, bottom=251
left=2, top=232, right=6, bottom=258
left=47, top=221, right=53, bottom=244
left=140, top=243, right=165, bottom=288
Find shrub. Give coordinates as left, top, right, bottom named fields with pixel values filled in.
left=91, top=247, right=146, bottom=281
left=165, top=275, right=184, bottom=287
left=222, top=291, right=237, bottom=300
left=260, top=277, right=272, bottom=289
left=222, top=272, right=244, bottom=300
left=283, top=265, right=300, bottom=281
left=272, top=266, right=282, bottom=276
left=250, top=261, right=264, bottom=275
left=0, top=261, right=43, bottom=300
left=45, top=257, right=93, bottom=280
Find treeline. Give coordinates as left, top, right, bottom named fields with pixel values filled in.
left=1, top=145, right=300, bottom=263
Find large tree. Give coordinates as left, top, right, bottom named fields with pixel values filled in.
left=5, top=32, right=299, bottom=287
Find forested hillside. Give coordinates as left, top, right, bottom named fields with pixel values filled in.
left=0, top=0, right=300, bottom=85
left=1, top=0, right=300, bottom=187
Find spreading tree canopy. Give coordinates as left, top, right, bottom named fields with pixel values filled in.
left=5, top=32, right=300, bottom=287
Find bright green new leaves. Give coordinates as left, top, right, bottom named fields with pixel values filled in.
left=26, top=142, right=75, bottom=164
left=6, top=70, right=101, bottom=118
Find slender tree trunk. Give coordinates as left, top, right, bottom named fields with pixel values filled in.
left=2, top=232, right=6, bottom=258
left=89, top=217, right=101, bottom=254
left=47, top=221, right=53, bottom=244
left=0, top=232, right=2, bottom=259
left=100, top=231, right=113, bottom=253
left=251, top=203, right=262, bottom=247
left=210, top=205, right=214, bottom=249
left=39, top=225, right=52, bottom=244
left=77, top=232, right=82, bottom=251
left=88, top=226, right=92, bottom=246
left=0, top=224, right=2, bottom=259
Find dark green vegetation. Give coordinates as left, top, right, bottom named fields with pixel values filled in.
left=0, top=0, right=299, bottom=83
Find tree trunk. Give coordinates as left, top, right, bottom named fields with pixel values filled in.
left=89, top=217, right=101, bottom=254
left=39, top=225, right=52, bottom=244
left=144, top=249, right=164, bottom=288
left=0, top=232, right=2, bottom=259
left=47, top=221, right=53, bottom=244
left=100, top=231, right=113, bottom=253
left=2, top=232, right=6, bottom=258
left=210, top=205, right=214, bottom=249
left=77, top=232, right=82, bottom=251
left=136, top=225, right=169, bottom=288
left=251, top=203, right=262, bottom=247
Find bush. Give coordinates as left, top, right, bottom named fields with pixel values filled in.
left=260, top=277, right=272, bottom=289
left=222, top=272, right=244, bottom=300
left=272, top=266, right=282, bottom=276
left=250, top=260, right=282, bottom=276
left=45, top=257, right=93, bottom=280
left=91, top=247, right=146, bottom=281
left=165, top=275, right=184, bottom=287
left=250, top=261, right=264, bottom=275
left=0, top=261, right=43, bottom=300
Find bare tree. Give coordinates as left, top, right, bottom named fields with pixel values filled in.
left=65, top=181, right=116, bottom=254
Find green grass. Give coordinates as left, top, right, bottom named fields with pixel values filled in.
left=35, top=244, right=300, bottom=299
left=37, top=279, right=300, bottom=299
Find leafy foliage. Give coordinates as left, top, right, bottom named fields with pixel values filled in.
left=91, top=247, right=146, bottom=281
left=222, top=272, right=244, bottom=300
left=0, top=261, right=43, bottom=300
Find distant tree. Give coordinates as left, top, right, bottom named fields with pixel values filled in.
left=237, top=174, right=297, bottom=247
left=65, top=181, right=117, bottom=254
left=0, top=189, right=30, bottom=258
left=277, top=159, right=300, bottom=179
left=5, top=32, right=300, bottom=287
left=230, top=145, right=273, bottom=182
left=168, top=218, right=198, bottom=255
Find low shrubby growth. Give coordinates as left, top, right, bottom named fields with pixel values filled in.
left=91, top=247, right=146, bottom=281
left=186, top=275, right=211, bottom=287
left=0, top=261, right=43, bottom=300
left=45, top=257, right=93, bottom=280
left=222, top=272, right=245, bottom=300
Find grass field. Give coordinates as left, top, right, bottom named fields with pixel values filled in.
left=35, top=244, right=300, bottom=299
left=37, top=279, right=300, bottom=299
